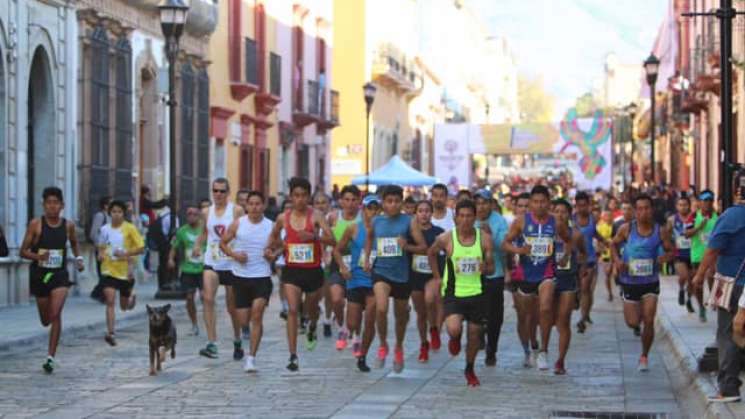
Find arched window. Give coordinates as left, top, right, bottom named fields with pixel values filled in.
left=179, top=63, right=195, bottom=210
left=90, top=26, right=110, bottom=171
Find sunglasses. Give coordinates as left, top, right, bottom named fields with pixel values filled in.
left=213, top=189, right=228, bottom=194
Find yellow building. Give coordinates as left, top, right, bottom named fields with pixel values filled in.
left=208, top=0, right=281, bottom=197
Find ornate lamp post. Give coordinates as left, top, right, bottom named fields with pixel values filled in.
left=363, top=82, right=377, bottom=192
left=644, top=54, right=660, bottom=184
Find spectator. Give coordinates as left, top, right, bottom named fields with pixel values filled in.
left=139, top=185, right=167, bottom=227
left=264, top=196, right=280, bottom=221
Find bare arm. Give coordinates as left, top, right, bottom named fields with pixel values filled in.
left=363, top=221, right=374, bottom=272
left=315, top=210, right=336, bottom=247
left=501, top=216, right=529, bottom=255
left=658, top=224, right=675, bottom=264
left=405, top=218, right=427, bottom=254
left=693, top=248, right=719, bottom=288
left=20, top=220, right=44, bottom=262
left=221, top=219, right=245, bottom=263
left=481, top=231, right=495, bottom=276
left=573, top=230, right=588, bottom=266
left=268, top=216, right=285, bottom=253
left=192, top=207, right=210, bottom=256
left=427, top=232, right=449, bottom=281
left=334, top=224, right=356, bottom=279
left=611, top=223, right=629, bottom=271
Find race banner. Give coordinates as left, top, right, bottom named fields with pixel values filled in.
left=434, top=124, right=472, bottom=192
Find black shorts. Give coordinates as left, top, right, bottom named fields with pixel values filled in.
left=517, top=278, right=553, bottom=296
left=585, top=262, right=597, bottom=270
left=621, top=282, right=660, bottom=302
left=281, top=267, right=324, bottom=293
left=555, top=273, right=578, bottom=293
left=347, top=287, right=373, bottom=305
left=409, top=271, right=434, bottom=292
left=674, top=257, right=692, bottom=269
left=326, top=271, right=347, bottom=288
left=29, top=268, right=71, bottom=298
left=444, top=294, right=487, bottom=324
left=372, top=273, right=412, bottom=300
left=100, top=275, right=135, bottom=298
left=204, top=266, right=234, bottom=286
left=180, top=272, right=203, bottom=292
left=233, top=277, right=273, bottom=309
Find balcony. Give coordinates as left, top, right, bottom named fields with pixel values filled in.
left=293, top=79, right=321, bottom=127
left=371, top=43, right=421, bottom=94
left=255, top=52, right=282, bottom=117
left=318, top=89, right=340, bottom=133
left=231, top=37, right=259, bottom=101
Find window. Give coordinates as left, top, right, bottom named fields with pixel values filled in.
left=258, top=148, right=270, bottom=194
left=297, top=144, right=309, bottom=179
left=196, top=69, right=210, bottom=201
left=114, top=38, right=133, bottom=199
left=270, top=52, right=281, bottom=96
left=240, top=145, right=254, bottom=189
left=90, top=26, right=110, bottom=168
left=245, top=37, right=258, bottom=85
left=180, top=64, right=195, bottom=211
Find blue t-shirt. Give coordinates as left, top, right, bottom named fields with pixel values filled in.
left=620, top=221, right=662, bottom=285
left=348, top=221, right=372, bottom=289
left=371, top=214, right=412, bottom=283
left=707, top=205, right=745, bottom=286
left=574, top=214, right=598, bottom=263
left=476, top=211, right=508, bottom=280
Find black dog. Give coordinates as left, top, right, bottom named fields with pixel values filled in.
left=147, top=304, right=176, bottom=376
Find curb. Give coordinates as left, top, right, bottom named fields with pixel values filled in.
left=656, top=302, right=740, bottom=419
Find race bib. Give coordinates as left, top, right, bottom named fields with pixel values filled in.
left=675, top=235, right=692, bottom=250
left=377, top=238, right=402, bottom=258
left=528, top=237, right=553, bottom=258
left=342, top=254, right=352, bottom=268
left=412, top=255, right=432, bottom=274
left=39, top=249, right=64, bottom=269
left=288, top=243, right=314, bottom=264
left=107, top=246, right=125, bottom=261
left=455, top=257, right=481, bottom=275
left=555, top=249, right=571, bottom=271
left=359, top=250, right=377, bottom=268
left=209, top=242, right=228, bottom=262
left=629, top=258, right=654, bottom=276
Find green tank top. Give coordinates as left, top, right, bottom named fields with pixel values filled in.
left=691, top=210, right=718, bottom=263
left=333, top=211, right=358, bottom=254
left=442, top=228, right=483, bottom=298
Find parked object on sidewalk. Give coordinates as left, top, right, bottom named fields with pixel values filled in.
left=147, top=304, right=176, bottom=376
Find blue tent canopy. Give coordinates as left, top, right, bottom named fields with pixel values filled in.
left=351, top=155, right=439, bottom=186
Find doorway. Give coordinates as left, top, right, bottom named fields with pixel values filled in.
left=27, top=47, right=55, bottom=222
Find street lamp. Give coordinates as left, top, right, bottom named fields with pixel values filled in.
left=363, top=82, right=377, bottom=192
left=624, top=102, right=638, bottom=188
left=644, top=54, right=660, bottom=185
left=158, top=0, right=189, bottom=298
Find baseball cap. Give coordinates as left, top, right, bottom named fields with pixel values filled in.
left=698, top=190, right=715, bottom=201
left=474, top=189, right=492, bottom=201
left=362, top=195, right=380, bottom=207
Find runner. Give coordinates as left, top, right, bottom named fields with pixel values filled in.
left=429, top=199, right=494, bottom=387
left=167, top=204, right=206, bottom=336
left=20, top=187, right=85, bottom=373
left=611, top=201, right=634, bottom=299
left=276, top=199, right=292, bottom=321
left=688, top=189, right=718, bottom=322
left=334, top=194, right=381, bottom=372
left=326, top=185, right=361, bottom=350
left=666, top=196, right=697, bottom=317
left=551, top=199, right=587, bottom=375
left=220, top=191, right=277, bottom=372
left=408, top=200, right=445, bottom=362
left=474, top=189, right=509, bottom=367
left=598, top=211, right=614, bottom=301
left=269, top=177, right=334, bottom=371
left=194, top=178, right=245, bottom=360
left=501, top=185, right=573, bottom=371
left=363, top=185, right=427, bottom=372
left=431, top=183, right=455, bottom=231
left=97, top=200, right=145, bottom=346
left=314, top=192, right=335, bottom=338
left=611, top=194, right=674, bottom=372
left=573, top=191, right=609, bottom=333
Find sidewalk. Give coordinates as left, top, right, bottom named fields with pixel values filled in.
left=0, top=281, right=188, bottom=352
left=656, top=276, right=745, bottom=419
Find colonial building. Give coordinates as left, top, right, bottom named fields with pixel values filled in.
left=0, top=0, right=78, bottom=306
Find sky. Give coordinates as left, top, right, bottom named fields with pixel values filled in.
left=466, top=0, right=669, bottom=117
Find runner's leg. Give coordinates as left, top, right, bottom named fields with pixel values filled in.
left=225, top=285, right=241, bottom=341
left=374, top=281, right=392, bottom=348
left=202, top=271, right=219, bottom=343
left=249, top=299, right=267, bottom=356
left=411, top=290, right=427, bottom=345
left=556, top=291, right=574, bottom=366
left=186, top=291, right=198, bottom=328
left=103, top=287, right=117, bottom=336
left=331, top=283, right=346, bottom=329
left=640, top=296, right=658, bottom=357
left=538, top=280, right=556, bottom=353
left=47, top=287, right=69, bottom=357
left=393, top=298, right=410, bottom=351
left=361, top=295, right=377, bottom=356
left=284, top=283, right=302, bottom=356
left=36, top=297, right=51, bottom=327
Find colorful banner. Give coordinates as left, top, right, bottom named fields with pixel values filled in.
left=434, top=124, right=472, bottom=192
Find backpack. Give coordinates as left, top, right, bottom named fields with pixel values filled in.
left=146, top=215, right=168, bottom=251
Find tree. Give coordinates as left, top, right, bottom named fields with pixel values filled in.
left=574, top=92, right=602, bottom=117
left=518, top=75, right=556, bottom=123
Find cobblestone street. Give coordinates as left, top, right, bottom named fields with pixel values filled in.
left=0, top=280, right=689, bottom=419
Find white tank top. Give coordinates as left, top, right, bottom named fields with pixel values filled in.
left=432, top=208, right=455, bottom=231
left=231, top=216, right=274, bottom=279
left=205, top=202, right=235, bottom=270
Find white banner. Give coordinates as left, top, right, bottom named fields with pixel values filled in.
left=434, top=124, right=471, bottom=193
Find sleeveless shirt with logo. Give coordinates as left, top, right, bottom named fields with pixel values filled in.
left=205, top=202, right=235, bottom=271
left=519, top=213, right=556, bottom=283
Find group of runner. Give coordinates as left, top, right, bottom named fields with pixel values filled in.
left=21, top=179, right=720, bottom=386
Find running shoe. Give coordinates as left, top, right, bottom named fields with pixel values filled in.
left=190, top=324, right=200, bottom=336
left=375, top=345, right=389, bottom=368
left=554, top=360, right=566, bottom=375
left=306, top=329, right=318, bottom=351
left=448, top=337, right=461, bottom=356
left=299, top=318, right=308, bottom=335
left=242, top=326, right=251, bottom=340
left=637, top=355, right=649, bottom=372
left=633, top=326, right=641, bottom=337
left=536, top=351, right=549, bottom=371
left=323, top=323, right=333, bottom=338
left=352, top=339, right=362, bottom=358
left=287, top=354, right=299, bottom=372
left=585, top=316, right=594, bottom=325
left=707, top=393, right=742, bottom=403
left=430, top=327, right=441, bottom=351
left=699, top=306, right=707, bottom=322
left=576, top=320, right=586, bottom=334
left=199, top=342, right=218, bottom=359
left=686, top=298, right=695, bottom=313
left=418, top=342, right=429, bottom=363
left=357, top=356, right=371, bottom=372
left=280, top=310, right=288, bottom=321
left=393, top=348, right=404, bottom=373
left=42, top=356, right=55, bottom=374
left=485, top=353, right=497, bottom=367
left=678, top=289, right=685, bottom=306
left=336, top=329, right=348, bottom=351
left=243, top=356, right=257, bottom=373
left=233, top=341, right=245, bottom=361
left=465, top=370, right=480, bottom=387
left=127, top=294, right=137, bottom=311
left=104, top=334, right=117, bottom=347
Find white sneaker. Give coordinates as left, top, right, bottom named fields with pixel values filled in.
left=243, top=356, right=257, bottom=373
left=536, top=351, right=549, bottom=371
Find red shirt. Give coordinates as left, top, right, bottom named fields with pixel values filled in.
left=283, top=210, right=322, bottom=268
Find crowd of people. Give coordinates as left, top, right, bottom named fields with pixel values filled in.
left=16, top=175, right=745, bottom=399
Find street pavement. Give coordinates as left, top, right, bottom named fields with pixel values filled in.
left=0, top=278, right=694, bottom=419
